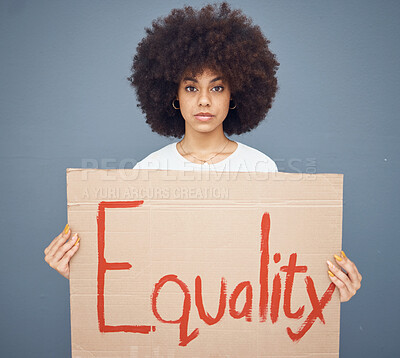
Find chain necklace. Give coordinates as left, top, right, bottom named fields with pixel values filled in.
left=179, top=138, right=230, bottom=164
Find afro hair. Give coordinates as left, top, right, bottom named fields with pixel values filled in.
left=127, top=1, right=279, bottom=138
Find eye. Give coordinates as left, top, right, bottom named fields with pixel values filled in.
left=185, top=86, right=197, bottom=92
left=212, top=85, right=224, bottom=92
left=184, top=85, right=224, bottom=92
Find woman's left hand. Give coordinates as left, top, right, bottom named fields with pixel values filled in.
left=327, top=250, right=362, bottom=302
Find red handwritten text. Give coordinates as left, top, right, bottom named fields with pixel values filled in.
left=96, top=201, right=336, bottom=346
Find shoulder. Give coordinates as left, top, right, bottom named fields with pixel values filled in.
left=235, top=141, right=278, bottom=172
left=133, top=142, right=177, bottom=169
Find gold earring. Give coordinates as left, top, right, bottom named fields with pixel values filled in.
left=229, top=99, right=237, bottom=110
left=172, top=99, right=180, bottom=109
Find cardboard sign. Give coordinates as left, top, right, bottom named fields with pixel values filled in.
left=67, top=169, right=343, bottom=357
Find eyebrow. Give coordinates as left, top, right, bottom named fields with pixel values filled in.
left=183, top=76, right=224, bottom=83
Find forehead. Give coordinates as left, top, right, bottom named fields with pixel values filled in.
left=181, top=68, right=224, bottom=82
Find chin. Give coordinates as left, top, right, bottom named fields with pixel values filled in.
left=195, top=123, right=221, bottom=131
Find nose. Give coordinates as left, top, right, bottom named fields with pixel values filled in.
left=198, top=90, right=211, bottom=107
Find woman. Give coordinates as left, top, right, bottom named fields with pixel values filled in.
left=44, top=2, right=361, bottom=303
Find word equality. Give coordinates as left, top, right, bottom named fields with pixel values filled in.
left=96, top=201, right=336, bottom=347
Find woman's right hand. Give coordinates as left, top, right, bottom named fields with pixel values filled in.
left=44, top=224, right=80, bottom=279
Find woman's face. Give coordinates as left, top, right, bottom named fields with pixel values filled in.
left=176, top=68, right=231, bottom=135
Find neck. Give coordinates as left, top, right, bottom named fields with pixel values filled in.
left=180, top=126, right=229, bottom=156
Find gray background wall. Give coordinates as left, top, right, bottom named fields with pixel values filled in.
left=0, top=0, right=398, bottom=357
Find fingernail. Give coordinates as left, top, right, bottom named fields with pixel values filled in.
left=328, top=270, right=335, bottom=277
left=334, top=254, right=342, bottom=261
left=327, top=260, right=333, bottom=268
left=64, top=224, right=70, bottom=234
left=73, top=237, right=80, bottom=246
left=341, top=250, right=347, bottom=258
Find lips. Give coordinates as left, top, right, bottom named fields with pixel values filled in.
left=195, top=112, right=214, bottom=121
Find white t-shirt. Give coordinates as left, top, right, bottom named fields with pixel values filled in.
left=133, top=141, right=278, bottom=172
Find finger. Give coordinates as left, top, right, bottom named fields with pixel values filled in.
left=328, top=272, right=351, bottom=302
left=47, top=227, right=73, bottom=257
left=333, top=253, right=361, bottom=288
left=340, top=250, right=362, bottom=280
left=51, top=233, right=80, bottom=263
left=45, top=236, right=61, bottom=256
left=45, top=224, right=71, bottom=255
left=327, top=260, right=354, bottom=291
left=350, top=259, right=362, bottom=282
left=351, top=263, right=362, bottom=283
left=56, top=241, right=80, bottom=279
left=47, top=236, right=80, bottom=278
